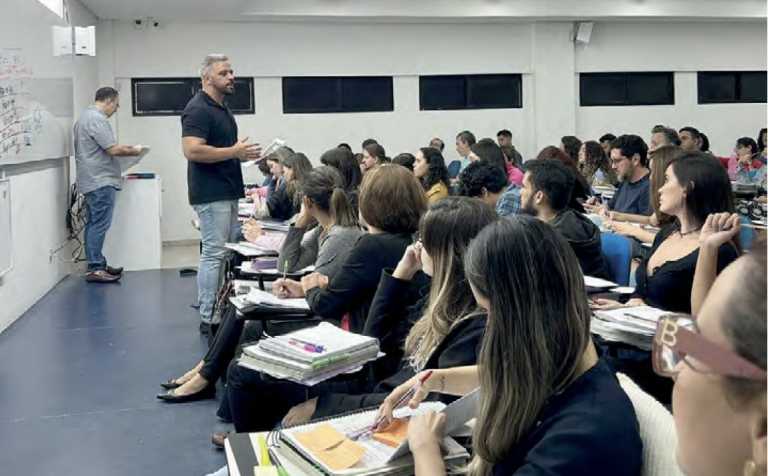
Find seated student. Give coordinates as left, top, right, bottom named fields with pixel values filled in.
left=520, top=160, right=611, bottom=280
left=593, top=151, right=741, bottom=314
left=413, top=147, right=450, bottom=203
left=274, top=197, right=498, bottom=427
left=457, top=161, right=520, bottom=217
left=471, top=138, right=523, bottom=186
left=578, top=140, right=619, bottom=188
left=560, top=135, right=582, bottom=164
left=244, top=159, right=274, bottom=200
left=251, top=152, right=313, bottom=221
left=320, top=147, right=363, bottom=214
left=429, top=138, right=445, bottom=153
left=156, top=167, right=363, bottom=403
left=593, top=152, right=742, bottom=403
left=600, top=132, right=617, bottom=157
left=606, top=145, right=681, bottom=265
left=392, top=152, right=416, bottom=170
left=361, top=142, right=389, bottom=174
left=376, top=217, right=642, bottom=476
left=272, top=165, right=428, bottom=334
left=730, top=137, right=765, bottom=180
left=654, top=234, right=766, bottom=476
left=584, top=134, right=652, bottom=218
left=536, top=146, right=588, bottom=213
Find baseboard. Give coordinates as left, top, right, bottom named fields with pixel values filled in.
left=163, top=239, right=201, bottom=248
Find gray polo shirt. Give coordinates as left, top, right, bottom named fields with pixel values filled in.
left=74, top=106, right=120, bottom=194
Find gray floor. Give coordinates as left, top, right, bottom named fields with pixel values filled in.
left=0, top=254, right=232, bottom=476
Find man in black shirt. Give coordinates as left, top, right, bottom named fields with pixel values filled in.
left=181, top=54, right=261, bottom=333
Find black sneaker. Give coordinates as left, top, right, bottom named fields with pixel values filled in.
left=199, top=321, right=210, bottom=335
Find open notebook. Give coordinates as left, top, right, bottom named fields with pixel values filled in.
left=278, top=389, right=480, bottom=476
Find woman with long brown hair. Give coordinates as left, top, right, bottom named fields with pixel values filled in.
left=376, top=217, right=642, bottom=476
left=578, top=140, right=618, bottom=187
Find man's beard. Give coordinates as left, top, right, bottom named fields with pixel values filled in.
left=216, top=82, right=234, bottom=96
left=520, top=195, right=537, bottom=216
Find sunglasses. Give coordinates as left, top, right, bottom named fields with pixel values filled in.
left=652, top=314, right=767, bottom=380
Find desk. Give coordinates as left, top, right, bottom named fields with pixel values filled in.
left=102, top=177, right=162, bottom=271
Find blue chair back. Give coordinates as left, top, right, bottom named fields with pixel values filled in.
left=447, top=160, right=461, bottom=179
left=739, top=215, right=756, bottom=251
left=600, top=232, right=632, bottom=286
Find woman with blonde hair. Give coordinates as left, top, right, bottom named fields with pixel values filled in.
left=278, top=196, right=498, bottom=425
left=377, top=217, right=642, bottom=476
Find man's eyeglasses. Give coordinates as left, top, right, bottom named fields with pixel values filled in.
left=652, top=314, right=767, bottom=380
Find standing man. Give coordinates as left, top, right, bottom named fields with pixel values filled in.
left=496, top=129, right=523, bottom=165
left=181, top=54, right=261, bottom=334
left=74, top=87, right=142, bottom=283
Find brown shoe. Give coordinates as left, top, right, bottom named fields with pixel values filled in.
left=212, top=431, right=233, bottom=449
left=85, top=270, right=122, bottom=283
left=105, top=266, right=124, bottom=276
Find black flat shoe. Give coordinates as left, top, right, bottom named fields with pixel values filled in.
left=160, top=379, right=182, bottom=390
left=157, top=386, right=215, bottom=403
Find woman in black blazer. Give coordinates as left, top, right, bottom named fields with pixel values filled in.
left=222, top=165, right=431, bottom=433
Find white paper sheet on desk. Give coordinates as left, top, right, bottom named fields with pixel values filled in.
left=245, top=287, right=310, bottom=310
left=584, top=276, right=618, bottom=288
left=120, top=145, right=150, bottom=172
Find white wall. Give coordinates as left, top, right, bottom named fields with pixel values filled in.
left=576, top=22, right=768, bottom=155
left=0, top=0, right=99, bottom=333
left=97, top=19, right=767, bottom=243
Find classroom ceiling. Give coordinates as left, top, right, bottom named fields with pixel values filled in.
left=77, top=0, right=767, bottom=23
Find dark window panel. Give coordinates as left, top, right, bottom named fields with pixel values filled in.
left=698, top=72, right=738, bottom=104
left=282, top=76, right=393, bottom=114
left=132, top=77, right=255, bottom=116
left=467, top=74, right=522, bottom=109
left=420, top=76, right=466, bottom=110
left=340, top=77, right=394, bottom=112
left=580, top=73, right=627, bottom=106
left=739, top=72, right=767, bottom=103
left=580, top=72, right=674, bottom=107
left=627, top=73, right=674, bottom=105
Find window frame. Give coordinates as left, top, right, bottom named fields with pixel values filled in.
left=131, top=77, right=255, bottom=117
left=579, top=72, right=675, bottom=107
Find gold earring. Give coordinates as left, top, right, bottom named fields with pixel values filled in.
left=743, top=460, right=757, bottom=476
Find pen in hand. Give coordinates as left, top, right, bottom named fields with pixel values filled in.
left=279, top=260, right=290, bottom=296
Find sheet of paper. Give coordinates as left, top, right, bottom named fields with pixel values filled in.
left=583, top=276, right=619, bottom=289
left=245, top=288, right=310, bottom=310
left=120, top=145, right=150, bottom=172
left=315, top=439, right=367, bottom=471
left=242, top=138, right=287, bottom=167
left=294, top=424, right=346, bottom=453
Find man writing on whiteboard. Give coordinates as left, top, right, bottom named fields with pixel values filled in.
left=74, top=87, right=142, bottom=284
left=181, top=54, right=261, bottom=334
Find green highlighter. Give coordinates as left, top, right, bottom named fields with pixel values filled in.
left=267, top=448, right=290, bottom=476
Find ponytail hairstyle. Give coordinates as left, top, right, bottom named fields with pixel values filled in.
left=283, top=152, right=314, bottom=208
left=302, top=166, right=359, bottom=241
left=404, top=197, right=498, bottom=369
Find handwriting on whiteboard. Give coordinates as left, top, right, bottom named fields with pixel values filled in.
left=0, top=48, right=42, bottom=160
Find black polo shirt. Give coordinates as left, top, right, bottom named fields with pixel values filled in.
left=181, top=91, right=244, bottom=205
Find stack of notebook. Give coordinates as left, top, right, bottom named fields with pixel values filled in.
left=272, top=392, right=477, bottom=476
left=238, top=322, right=381, bottom=385
left=591, top=306, right=672, bottom=350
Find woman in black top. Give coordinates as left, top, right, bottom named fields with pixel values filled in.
left=252, top=152, right=313, bottom=221
left=221, top=165, right=429, bottom=433
left=377, top=217, right=642, bottom=476
left=278, top=197, right=499, bottom=425
left=594, top=151, right=741, bottom=314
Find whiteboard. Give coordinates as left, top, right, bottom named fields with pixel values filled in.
left=0, top=0, right=74, bottom=166
left=0, top=179, right=11, bottom=278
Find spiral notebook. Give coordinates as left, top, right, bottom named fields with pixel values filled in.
left=277, top=393, right=478, bottom=476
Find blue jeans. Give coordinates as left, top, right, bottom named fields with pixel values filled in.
left=193, top=200, right=238, bottom=323
left=84, top=186, right=117, bottom=272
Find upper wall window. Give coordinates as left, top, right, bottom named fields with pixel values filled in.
left=131, top=78, right=255, bottom=116
left=579, top=72, right=675, bottom=107
left=698, top=71, right=767, bottom=104
left=419, top=74, right=522, bottom=110
left=282, top=77, right=394, bottom=114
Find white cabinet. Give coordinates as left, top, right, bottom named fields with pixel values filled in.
left=103, top=177, right=162, bottom=271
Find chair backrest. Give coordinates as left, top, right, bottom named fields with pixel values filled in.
left=447, top=160, right=462, bottom=179
left=600, top=232, right=632, bottom=286
left=617, top=373, right=684, bottom=476
left=739, top=215, right=756, bottom=251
